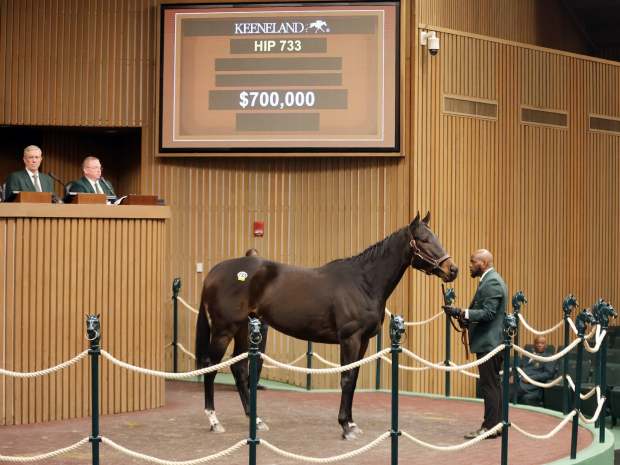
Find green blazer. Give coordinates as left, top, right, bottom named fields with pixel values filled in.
left=68, top=176, right=116, bottom=196
left=467, top=269, right=508, bottom=354
left=5, top=170, right=54, bottom=195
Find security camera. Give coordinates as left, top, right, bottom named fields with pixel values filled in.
left=420, top=30, right=439, bottom=56
left=427, top=35, right=440, bottom=55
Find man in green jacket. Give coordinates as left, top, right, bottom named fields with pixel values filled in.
left=68, top=156, right=116, bottom=197
left=4, top=145, right=55, bottom=200
left=443, top=249, right=508, bottom=439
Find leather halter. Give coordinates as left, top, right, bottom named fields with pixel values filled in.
left=409, top=238, right=451, bottom=275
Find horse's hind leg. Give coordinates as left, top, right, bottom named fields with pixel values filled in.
left=204, top=331, right=233, bottom=433
left=346, top=338, right=369, bottom=436
left=230, top=325, right=269, bottom=431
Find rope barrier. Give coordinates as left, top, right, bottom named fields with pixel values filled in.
left=260, top=432, right=390, bottom=463
left=100, top=350, right=248, bottom=379
left=519, top=316, right=563, bottom=336
left=384, top=308, right=444, bottom=327
left=515, top=367, right=563, bottom=388
left=261, top=349, right=391, bottom=374
left=0, top=350, right=88, bottom=378
left=512, top=411, right=576, bottom=439
left=0, top=437, right=89, bottom=463
left=513, top=339, right=581, bottom=362
left=401, top=344, right=505, bottom=371
left=579, top=396, right=606, bottom=424
left=102, top=437, right=246, bottom=465
left=401, top=423, right=503, bottom=451
left=176, top=296, right=199, bottom=316
left=176, top=343, right=196, bottom=361
left=263, top=353, right=307, bottom=369
left=584, top=328, right=606, bottom=353
left=379, top=355, right=431, bottom=371
left=312, top=353, right=341, bottom=368
left=448, top=361, right=479, bottom=378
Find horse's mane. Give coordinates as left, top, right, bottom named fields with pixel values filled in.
left=327, top=225, right=409, bottom=266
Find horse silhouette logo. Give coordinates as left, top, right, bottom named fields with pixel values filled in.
left=306, top=20, right=329, bottom=33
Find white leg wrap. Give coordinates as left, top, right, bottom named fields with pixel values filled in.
left=256, top=416, right=270, bottom=431
left=205, top=409, right=225, bottom=432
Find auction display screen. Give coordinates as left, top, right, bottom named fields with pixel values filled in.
left=159, top=2, right=400, bottom=153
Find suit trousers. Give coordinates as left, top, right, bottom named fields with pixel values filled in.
left=477, top=351, right=503, bottom=429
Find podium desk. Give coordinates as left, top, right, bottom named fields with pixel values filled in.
left=0, top=203, right=171, bottom=425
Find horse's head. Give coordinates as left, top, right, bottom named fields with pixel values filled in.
left=408, top=212, right=458, bottom=282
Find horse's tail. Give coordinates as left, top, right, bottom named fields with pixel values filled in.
left=195, top=289, right=211, bottom=369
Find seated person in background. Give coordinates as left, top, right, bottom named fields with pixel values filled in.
left=512, top=335, right=557, bottom=405
left=5, top=145, right=55, bottom=199
left=69, top=156, right=116, bottom=196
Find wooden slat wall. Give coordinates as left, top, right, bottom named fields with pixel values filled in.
left=0, top=214, right=166, bottom=425
left=1, top=0, right=618, bottom=402
left=411, top=26, right=620, bottom=397
left=417, top=0, right=588, bottom=54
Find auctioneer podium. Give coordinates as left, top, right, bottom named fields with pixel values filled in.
left=0, top=201, right=171, bottom=425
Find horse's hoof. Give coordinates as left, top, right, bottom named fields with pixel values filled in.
left=210, top=423, right=226, bottom=433
left=257, top=417, right=270, bottom=431
left=342, top=429, right=358, bottom=440
left=348, top=422, right=363, bottom=435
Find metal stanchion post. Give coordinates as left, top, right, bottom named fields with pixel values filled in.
left=248, top=318, right=262, bottom=465
left=510, top=291, right=527, bottom=404
left=592, top=299, right=616, bottom=443
left=86, top=315, right=102, bottom=465
left=390, top=315, right=405, bottom=465
left=571, top=309, right=596, bottom=459
left=501, top=314, right=517, bottom=465
left=172, top=278, right=181, bottom=373
left=562, top=294, right=578, bottom=414
left=306, top=341, right=313, bottom=391
left=375, top=329, right=382, bottom=390
left=442, top=286, right=455, bottom=397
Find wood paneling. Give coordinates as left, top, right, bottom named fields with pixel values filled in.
left=0, top=205, right=169, bottom=425
left=0, top=0, right=619, bottom=404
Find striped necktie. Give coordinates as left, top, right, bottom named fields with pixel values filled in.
left=95, top=181, right=103, bottom=194
left=33, top=174, right=42, bottom=192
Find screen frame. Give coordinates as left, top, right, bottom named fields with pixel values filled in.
left=157, top=1, right=402, bottom=156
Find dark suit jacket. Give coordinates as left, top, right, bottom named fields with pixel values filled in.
left=68, top=176, right=116, bottom=196
left=5, top=170, right=54, bottom=195
left=467, top=269, right=508, bottom=354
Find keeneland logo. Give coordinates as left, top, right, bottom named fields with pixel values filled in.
left=233, top=19, right=330, bottom=34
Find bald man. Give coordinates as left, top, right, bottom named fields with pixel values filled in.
left=443, top=249, right=508, bottom=439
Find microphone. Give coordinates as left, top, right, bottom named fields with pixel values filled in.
left=100, top=176, right=115, bottom=196
left=47, top=171, right=66, bottom=188
left=46, top=171, right=66, bottom=204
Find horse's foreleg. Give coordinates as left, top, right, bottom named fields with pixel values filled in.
left=204, top=332, right=232, bottom=433
left=346, top=338, right=369, bottom=436
left=338, top=335, right=363, bottom=440
left=231, top=328, right=269, bottom=431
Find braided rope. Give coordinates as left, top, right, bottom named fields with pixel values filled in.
left=513, top=339, right=581, bottom=362
left=519, top=316, right=563, bottom=336
left=0, top=350, right=89, bottom=378
left=584, top=328, right=606, bottom=353
left=176, top=343, right=197, bottom=360
left=101, top=350, right=248, bottom=379
left=385, top=308, right=444, bottom=327
left=260, top=432, right=390, bottom=463
left=261, top=348, right=390, bottom=374
left=566, top=319, right=598, bottom=340
left=401, top=344, right=505, bottom=371
left=380, top=355, right=431, bottom=371
left=0, top=437, right=89, bottom=462
left=401, top=423, right=503, bottom=451
left=176, top=296, right=199, bottom=316
left=312, top=353, right=341, bottom=368
left=579, top=395, right=606, bottom=424
left=512, top=411, right=576, bottom=439
left=263, top=353, right=307, bottom=369
left=515, top=367, right=563, bottom=388
left=448, top=361, right=479, bottom=378
left=102, top=437, right=246, bottom=464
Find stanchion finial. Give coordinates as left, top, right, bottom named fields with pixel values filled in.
left=172, top=277, right=181, bottom=296
left=503, top=313, right=517, bottom=339
left=511, top=291, right=527, bottom=315
left=390, top=315, right=405, bottom=344
left=249, top=317, right=263, bottom=346
left=562, top=294, right=579, bottom=317
left=86, top=314, right=101, bottom=346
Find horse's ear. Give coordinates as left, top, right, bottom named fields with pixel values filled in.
left=411, top=211, right=420, bottom=227
left=422, top=211, right=431, bottom=224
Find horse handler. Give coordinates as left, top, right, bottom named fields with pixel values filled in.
left=443, top=249, right=508, bottom=439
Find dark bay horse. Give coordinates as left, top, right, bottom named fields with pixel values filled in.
left=195, top=212, right=458, bottom=439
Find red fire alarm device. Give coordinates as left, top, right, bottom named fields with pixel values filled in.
left=253, top=221, right=264, bottom=237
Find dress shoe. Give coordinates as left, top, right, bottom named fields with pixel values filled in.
left=464, top=427, right=501, bottom=439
